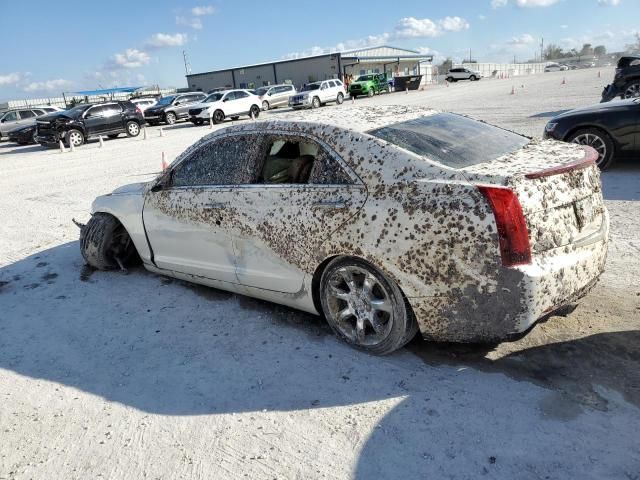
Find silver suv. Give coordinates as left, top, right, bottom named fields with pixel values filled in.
left=255, top=84, right=297, bottom=110
left=0, top=108, right=55, bottom=139
left=446, top=68, right=482, bottom=82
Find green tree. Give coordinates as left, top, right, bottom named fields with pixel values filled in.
left=594, top=45, right=607, bottom=57
left=625, top=32, right=640, bottom=53
left=544, top=44, right=564, bottom=60
left=580, top=43, right=594, bottom=56
left=439, top=58, right=453, bottom=73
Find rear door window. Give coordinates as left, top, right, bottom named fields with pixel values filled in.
left=19, top=110, right=36, bottom=119
left=368, top=113, right=530, bottom=168
left=3, top=112, right=18, bottom=122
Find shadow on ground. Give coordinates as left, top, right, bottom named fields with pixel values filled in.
left=601, top=161, right=640, bottom=201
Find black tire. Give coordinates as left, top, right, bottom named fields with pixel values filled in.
left=567, top=128, right=615, bottom=170
left=80, top=213, right=140, bottom=270
left=249, top=105, right=260, bottom=118
left=319, top=257, right=418, bottom=355
left=469, top=75, right=477, bottom=81
left=125, top=121, right=140, bottom=137
left=623, top=81, right=640, bottom=99
left=336, top=92, right=344, bottom=104
left=312, top=96, right=321, bottom=109
left=66, top=129, right=84, bottom=147
left=165, top=112, right=177, bottom=125
left=446, top=77, right=453, bottom=82
left=107, top=134, right=119, bottom=139
left=262, top=100, right=270, bottom=111
left=367, top=89, right=374, bottom=97
left=212, top=109, right=225, bottom=124
left=191, top=118, right=204, bottom=126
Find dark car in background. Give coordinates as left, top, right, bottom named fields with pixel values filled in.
left=35, top=101, right=144, bottom=148
left=143, top=92, right=207, bottom=125
left=601, top=56, right=640, bottom=102
left=544, top=98, right=640, bottom=169
left=7, top=124, right=38, bottom=145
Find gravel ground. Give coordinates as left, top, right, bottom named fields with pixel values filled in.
left=1, top=67, right=639, bottom=479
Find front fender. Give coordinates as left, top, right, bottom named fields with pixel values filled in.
left=91, top=187, right=152, bottom=264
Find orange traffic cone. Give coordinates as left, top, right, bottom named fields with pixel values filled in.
left=161, top=152, right=168, bottom=171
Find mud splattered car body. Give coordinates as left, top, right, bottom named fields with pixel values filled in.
left=88, top=106, right=609, bottom=352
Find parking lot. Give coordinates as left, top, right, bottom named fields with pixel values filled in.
left=1, top=67, right=639, bottom=479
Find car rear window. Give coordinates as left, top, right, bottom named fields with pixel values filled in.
left=367, top=113, right=530, bottom=168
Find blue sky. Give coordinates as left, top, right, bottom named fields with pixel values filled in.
left=1, top=0, right=636, bottom=100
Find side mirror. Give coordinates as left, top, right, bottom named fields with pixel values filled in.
left=175, top=101, right=182, bottom=106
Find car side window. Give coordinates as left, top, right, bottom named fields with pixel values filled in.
left=85, top=106, right=106, bottom=118
left=224, top=92, right=236, bottom=101
left=32, top=109, right=45, bottom=116
left=19, top=110, right=36, bottom=119
left=171, top=136, right=256, bottom=187
left=256, top=135, right=352, bottom=185
left=103, top=104, right=122, bottom=116
left=3, top=112, right=18, bottom=122
left=235, top=91, right=249, bottom=99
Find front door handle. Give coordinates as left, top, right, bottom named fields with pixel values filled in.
left=203, top=202, right=226, bottom=210
left=313, top=201, right=347, bottom=210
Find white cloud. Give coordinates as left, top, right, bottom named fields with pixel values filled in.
left=560, top=24, right=569, bottom=29
left=0, top=72, right=26, bottom=86
left=23, top=78, right=72, bottom=93
left=146, top=33, right=188, bottom=48
left=491, top=0, right=508, bottom=7
left=191, top=5, right=215, bottom=16
left=439, top=16, right=471, bottom=32
left=176, top=15, right=203, bottom=29
left=508, top=33, right=535, bottom=45
left=478, top=14, right=487, bottom=20
left=597, top=0, right=620, bottom=5
left=493, top=0, right=559, bottom=7
left=394, top=16, right=470, bottom=38
left=107, top=49, right=151, bottom=69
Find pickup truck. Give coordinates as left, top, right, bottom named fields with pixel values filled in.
left=348, top=74, right=390, bottom=98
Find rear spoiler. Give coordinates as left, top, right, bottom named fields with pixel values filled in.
left=525, top=146, right=597, bottom=179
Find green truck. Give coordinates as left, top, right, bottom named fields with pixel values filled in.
left=348, top=73, right=390, bottom=98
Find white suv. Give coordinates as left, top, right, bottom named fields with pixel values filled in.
left=446, top=68, right=482, bottom=82
left=188, top=89, right=262, bottom=125
left=289, top=80, right=345, bottom=109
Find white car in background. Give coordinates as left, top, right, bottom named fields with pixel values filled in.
left=255, top=84, right=297, bottom=110
left=131, top=98, right=158, bottom=112
left=544, top=63, right=565, bottom=72
left=446, top=68, right=483, bottom=82
left=289, top=80, right=346, bottom=109
left=188, top=90, right=262, bottom=125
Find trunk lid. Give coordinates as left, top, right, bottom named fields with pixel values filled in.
left=461, top=140, right=605, bottom=253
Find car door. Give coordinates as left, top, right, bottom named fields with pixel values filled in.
left=142, top=134, right=257, bottom=283
left=319, top=82, right=332, bottom=103
left=101, top=103, right=124, bottom=132
left=17, top=110, right=37, bottom=127
left=83, top=105, right=109, bottom=135
left=0, top=111, right=20, bottom=135
left=221, top=91, right=240, bottom=115
left=230, top=132, right=368, bottom=293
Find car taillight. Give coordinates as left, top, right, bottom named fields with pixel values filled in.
left=477, top=186, right=532, bottom=267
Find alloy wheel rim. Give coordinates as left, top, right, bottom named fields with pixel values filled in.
left=166, top=114, right=176, bottom=124
left=262, top=101, right=269, bottom=110
left=128, top=123, right=139, bottom=135
left=325, top=266, right=394, bottom=346
left=214, top=111, right=224, bottom=122
left=624, top=83, right=640, bottom=98
left=572, top=133, right=607, bottom=166
left=69, top=132, right=82, bottom=146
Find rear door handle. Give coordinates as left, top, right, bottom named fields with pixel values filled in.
left=313, top=201, right=347, bottom=210
left=203, top=202, right=226, bottom=210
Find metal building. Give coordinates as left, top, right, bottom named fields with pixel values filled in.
left=186, top=45, right=433, bottom=92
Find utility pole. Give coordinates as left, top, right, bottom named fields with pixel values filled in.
left=183, top=50, right=192, bottom=76
left=540, top=37, right=544, bottom=61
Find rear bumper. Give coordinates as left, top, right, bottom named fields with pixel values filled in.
left=410, top=210, right=609, bottom=343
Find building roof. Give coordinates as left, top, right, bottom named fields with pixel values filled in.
left=70, top=86, right=144, bottom=96
left=187, top=45, right=432, bottom=78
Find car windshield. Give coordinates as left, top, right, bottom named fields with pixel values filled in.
left=368, top=113, right=530, bottom=169
left=356, top=75, right=374, bottom=82
left=205, top=93, right=224, bottom=102
left=302, top=83, right=321, bottom=91
left=58, top=104, right=91, bottom=118
left=156, top=96, right=176, bottom=106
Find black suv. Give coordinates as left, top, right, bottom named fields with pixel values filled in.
left=143, top=92, right=207, bottom=125
left=35, top=101, right=144, bottom=147
left=601, top=55, right=640, bottom=102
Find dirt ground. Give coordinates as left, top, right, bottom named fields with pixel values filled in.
left=1, top=67, right=639, bottom=479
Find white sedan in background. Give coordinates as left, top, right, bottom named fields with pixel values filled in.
left=80, top=106, right=608, bottom=355
left=188, top=90, right=262, bottom=125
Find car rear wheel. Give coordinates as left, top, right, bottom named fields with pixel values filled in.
left=126, top=121, right=140, bottom=137
left=623, top=81, right=640, bottom=99
left=249, top=105, right=261, bottom=119
left=320, top=257, right=418, bottom=355
left=212, top=109, right=225, bottom=124
left=367, top=89, right=374, bottom=97
left=262, top=100, right=270, bottom=111
left=80, top=213, right=140, bottom=270
left=336, top=93, right=344, bottom=104
left=66, top=129, right=84, bottom=148
left=312, top=96, right=321, bottom=109
left=165, top=112, right=177, bottom=125
left=470, top=75, right=477, bottom=81
left=569, top=128, right=615, bottom=170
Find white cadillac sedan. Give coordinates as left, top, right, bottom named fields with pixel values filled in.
left=81, top=106, right=609, bottom=355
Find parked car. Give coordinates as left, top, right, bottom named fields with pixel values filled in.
left=544, top=63, right=563, bottom=73
left=544, top=98, right=640, bottom=169
left=143, top=92, right=207, bottom=125
left=255, top=84, right=297, bottom=110
left=188, top=90, right=261, bottom=125
left=601, top=55, right=640, bottom=102
left=35, top=101, right=144, bottom=148
left=559, top=64, right=570, bottom=71
left=289, top=80, right=345, bottom=109
left=348, top=73, right=390, bottom=98
left=7, top=124, right=38, bottom=145
left=131, top=98, right=157, bottom=112
left=79, top=105, right=608, bottom=355
left=446, top=68, right=482, bottom=82
left=0, top=108, right=50, bottom=140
